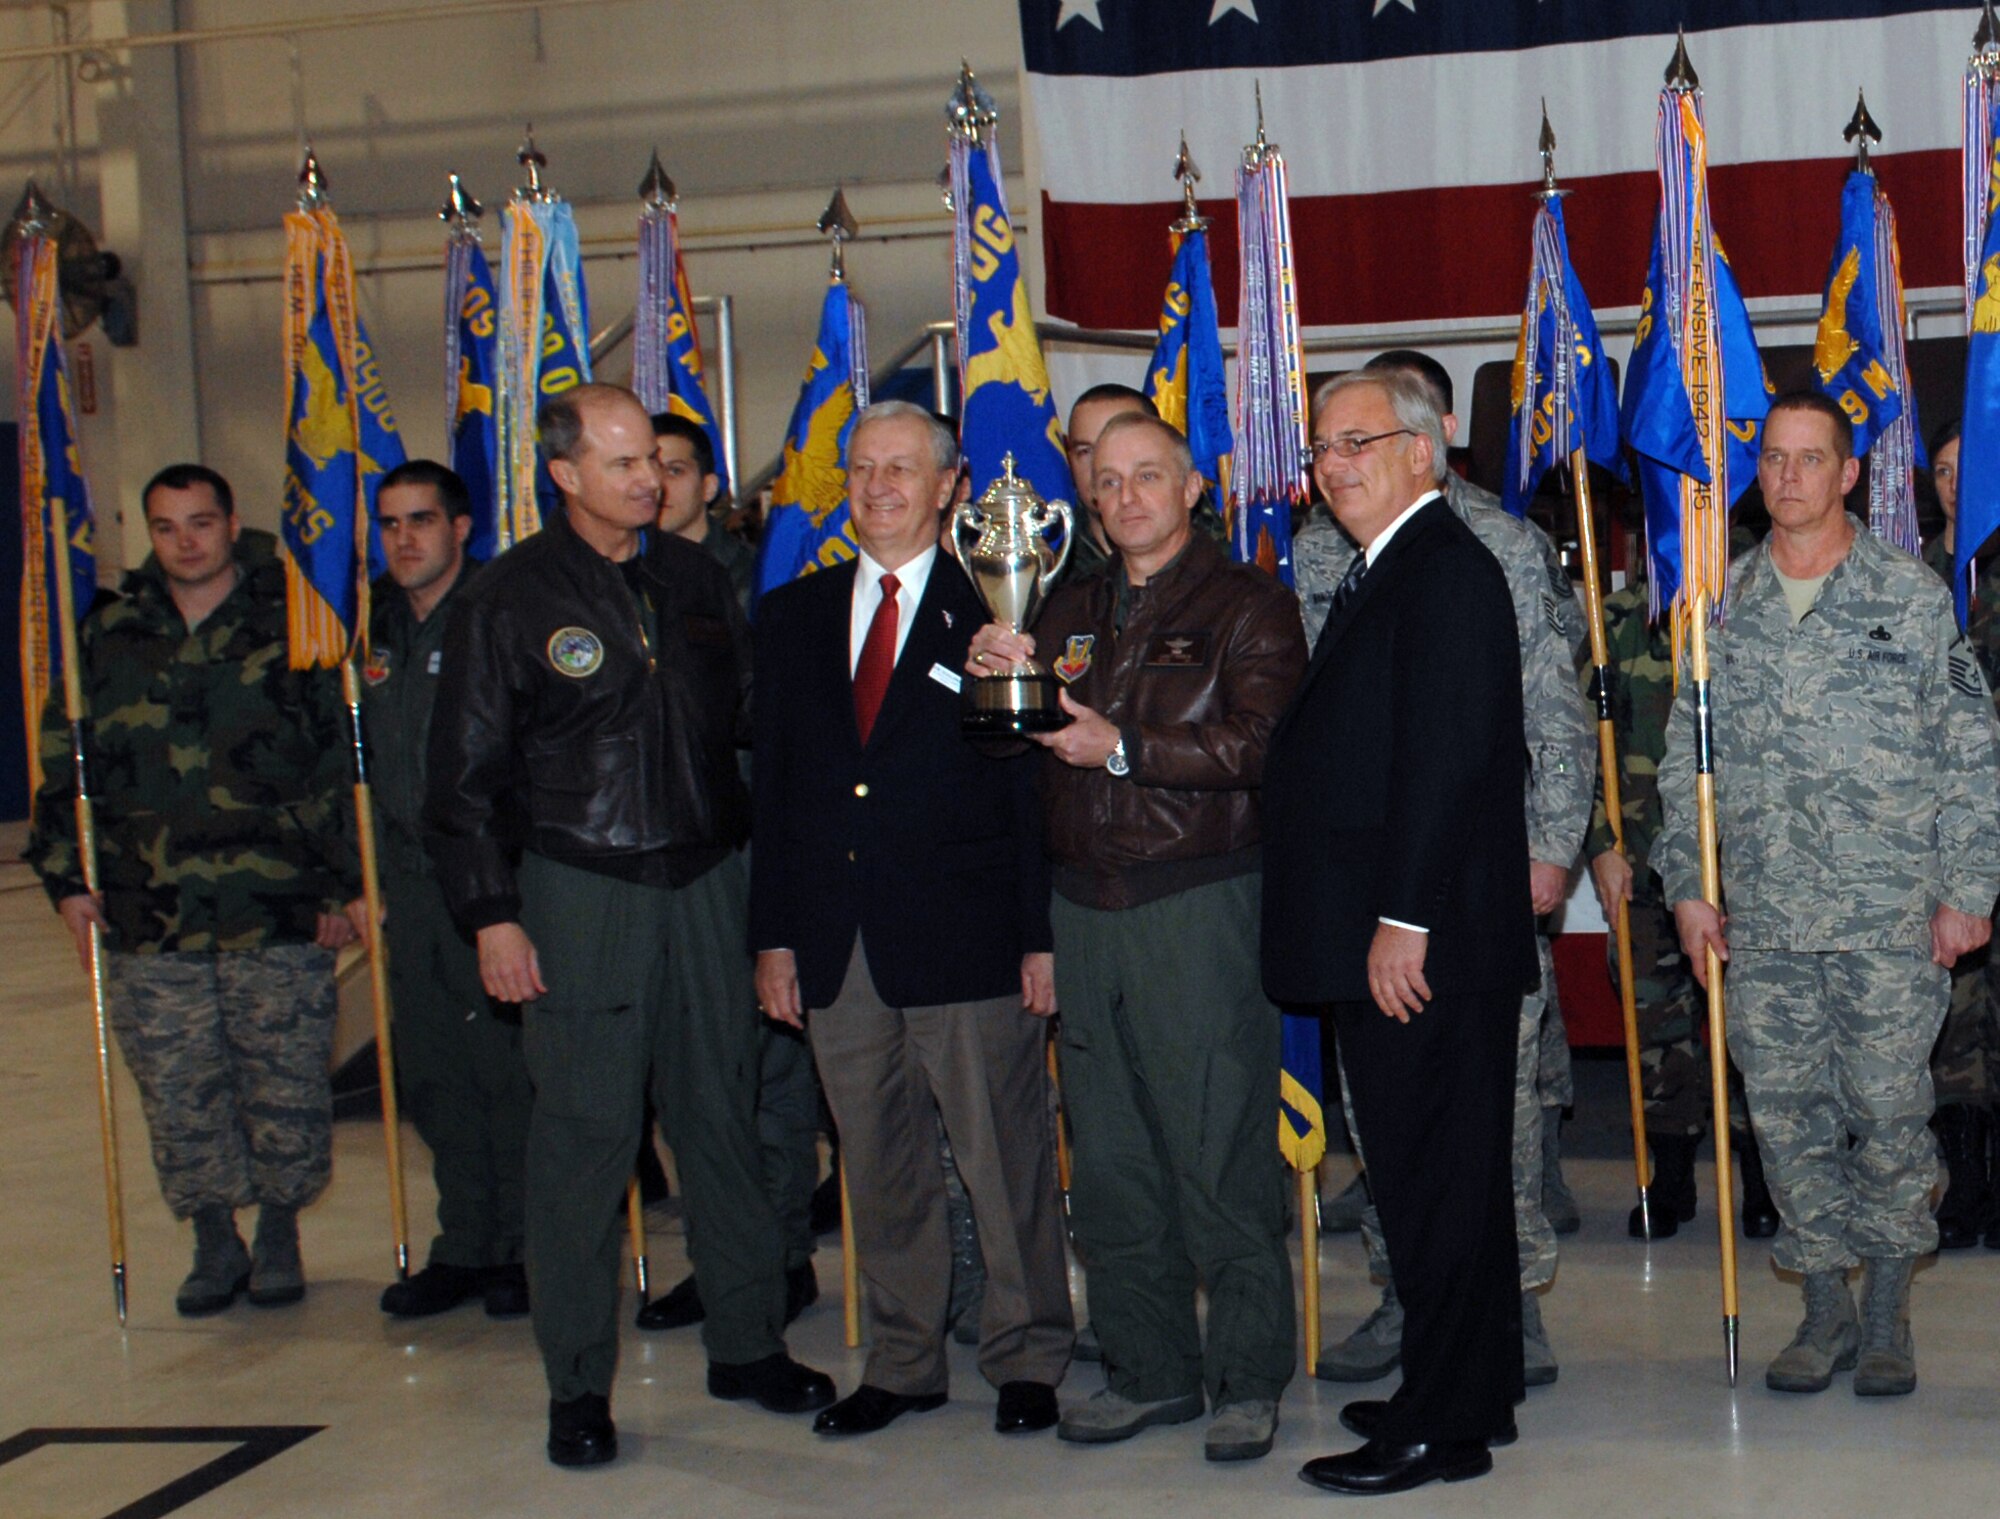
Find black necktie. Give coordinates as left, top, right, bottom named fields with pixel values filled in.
left=1330, top=553, right=1369, bottom=618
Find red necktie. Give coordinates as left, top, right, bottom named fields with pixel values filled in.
left=853, top=571, right=901, bottom=743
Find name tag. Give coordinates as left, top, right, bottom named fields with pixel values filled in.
left=427, top=650, right=442, bottom=675
left=929, top=662, right=963, bottom=694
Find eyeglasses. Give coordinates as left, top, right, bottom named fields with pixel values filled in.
left=1309, top=429, right=1415, bottom=461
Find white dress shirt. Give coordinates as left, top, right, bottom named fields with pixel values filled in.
left=1362, top=488, right=1441, bottom=568
left=849, top=544, right=938, bottom=675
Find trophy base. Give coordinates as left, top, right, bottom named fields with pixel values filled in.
left=962, top=671, right=1070, bottom=736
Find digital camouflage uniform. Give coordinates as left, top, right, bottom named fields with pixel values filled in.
left=27, top=529, right=356, bottom=1218
left=1920, top=535, right=2000, bottom=1111
left=1656, top=525, right=2000, bottom=1274
left=1587, top=581, right=1723, bottom=1138
left=1296, top=473, right=1594, bottom=1294
left=363, top=560, right=534, bottom=1272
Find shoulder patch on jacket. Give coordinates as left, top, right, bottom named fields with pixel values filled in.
left=1053, top=634, right=1094, bottom=684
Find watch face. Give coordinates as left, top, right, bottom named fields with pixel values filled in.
left=1106, top=742, right=1129, bottom=776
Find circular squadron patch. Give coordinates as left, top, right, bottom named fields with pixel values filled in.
left=547, top=626, right=605, bottom=677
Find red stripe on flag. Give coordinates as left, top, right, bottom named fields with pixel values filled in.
left=1043, top=149, right=1959, bottom=332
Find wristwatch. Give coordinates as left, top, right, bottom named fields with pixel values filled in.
left=1105, top=736, right=1130, bottom=777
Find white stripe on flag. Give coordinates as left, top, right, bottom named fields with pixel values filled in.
left=1028, top=12, right=1965, bottom=204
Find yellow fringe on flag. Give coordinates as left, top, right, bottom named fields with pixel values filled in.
left=16, top=234, right=58, bottom=799
left=499, top=202, right=547, bottom=549
left=281, top=206, right=371, bottom=670
left=1671, top=92, right=1730, bottom=671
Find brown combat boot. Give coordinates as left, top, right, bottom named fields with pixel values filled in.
left=1853, top=1257, right=1916, bottom=1397
left=1765, top=1270, right=1858, bottom=1393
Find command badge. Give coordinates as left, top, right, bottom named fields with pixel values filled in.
left=1053, top=633, right=1095, bottom=684
left=361, top=651, right=392, bottom=686
left=547, top=626, right=605, bottom=678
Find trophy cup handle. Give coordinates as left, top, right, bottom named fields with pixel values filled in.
left=951, top=501, right=985, bottom=573
left=1035, top=499, right=1074, bottom=595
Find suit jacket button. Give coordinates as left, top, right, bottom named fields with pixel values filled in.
left=847, top=849, right=856, bottom=862
left=854, top=783, right=869, bottom=797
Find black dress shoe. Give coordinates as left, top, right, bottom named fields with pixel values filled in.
left=380, top=1261, right=483, bottom=1318
left=636, top=1273, right=704, bottom=1331
left=1299, top=1438, right=1493, bottom=1495
left=812, top=1384, right=948, bottom=1435
left=643, top=1266, right=814, bottom=1331
left=707, top=1352, right=836, bottom=1414
left=1338, top=1400, right=1516, bottom=1449
left=786, top=1261, right=819, bottom=1324
left=994, top=1381, right=1059, bottom=1434
left=483, top=1263, right=530, bottom=1319
left=1741, top=1194, right=1781, bottom=1240
left=547, top=1393, right=616, bottom=1468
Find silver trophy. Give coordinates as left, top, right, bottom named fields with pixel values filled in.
left=954, top=453, right=1073, bottom=735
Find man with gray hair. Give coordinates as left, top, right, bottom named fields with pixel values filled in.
left=1267, top=368, right=1533, bottom=1492
left=969, top=410, right=1307, bottom=1463
left=428, top=382, right=833, bottom=1466
left=1296, top=350, right=1593, bottom=1391
left=753, top=399, right=1073, bottom=1439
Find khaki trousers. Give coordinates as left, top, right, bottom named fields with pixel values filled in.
left=810, top=938, right=1074, bottom=1396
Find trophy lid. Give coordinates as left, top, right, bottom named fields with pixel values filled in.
left=973, top=452, right=1046, bottom=514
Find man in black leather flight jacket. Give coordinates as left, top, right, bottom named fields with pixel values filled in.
left=426, top=383, right=833, bottom=1469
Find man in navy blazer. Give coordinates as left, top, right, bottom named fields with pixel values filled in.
left=750, top=401, right=1073, bottom=1438
left=1263, top=370, right=1537, bottom=1496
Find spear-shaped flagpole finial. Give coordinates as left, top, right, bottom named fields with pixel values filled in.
left=1243, top=81, right=1277, bottom=170
left=1537, top=99, right=1563, bottom=199
left=1665, top=27, right=1700, bottom=92
left=439, top=172, right=483, bottom=228
left=11, top=178, right=56, bottom=236
left=298, top=146, right=328, bottom=211
left=947, top=59, right=999, bottom=144
left=638, top=147, right=676, bottom=211
left=1974, top=3, right=2000, bottom=82
left=1843, top=88, right=1883, bottom=172
left=515, top=126, right=548, bottom=201
left=1171, top=130, right=1209, bottom=233
left=818, top=185, right=858, bottom=281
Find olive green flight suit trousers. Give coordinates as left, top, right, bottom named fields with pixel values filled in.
left=1052, top=872, right=1296, bottom=1409
left=518, top=850, right=786, bottom=1402
left=381, top=867, right=532, bottom=1271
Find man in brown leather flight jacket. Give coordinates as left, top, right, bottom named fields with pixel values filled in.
left=968, top=411, right=1306, bottom=1463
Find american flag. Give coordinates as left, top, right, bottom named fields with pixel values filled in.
left=1024, top=1, right=1966, bottom=333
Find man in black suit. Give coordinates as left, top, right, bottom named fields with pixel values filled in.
left=750, top=400, right=1073, bottom=1438
left=1263, top=370, right=1536, bottom=1495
